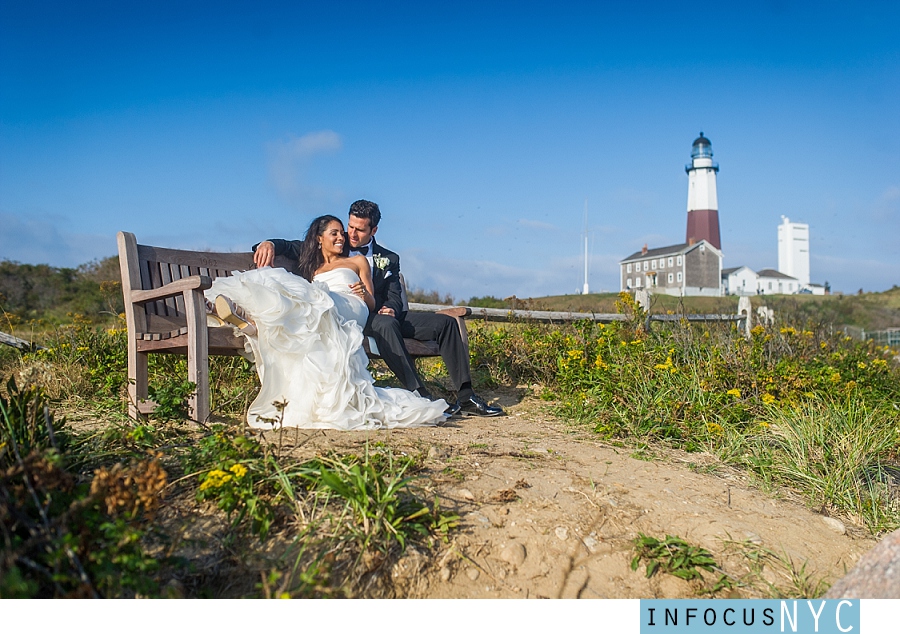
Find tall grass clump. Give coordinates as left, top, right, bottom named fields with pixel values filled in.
left=467, top=292, right=900, bottom=532
left=741, top=400, right=899, bottom=533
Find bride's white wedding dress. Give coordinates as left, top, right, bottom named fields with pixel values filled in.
left=205, top=266, right=447, bottom=430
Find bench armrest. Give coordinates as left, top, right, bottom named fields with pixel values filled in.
left=435, top=306, right=471, bottom=318
left=130, top=275, right=213, bottom=304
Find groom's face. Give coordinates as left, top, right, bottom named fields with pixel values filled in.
left=347, top=215, right=377, bottom=248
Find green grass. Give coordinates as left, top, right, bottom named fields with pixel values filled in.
left=467, top=291, right=900, bottom=533
left=1, top=285, right=899, bottom=596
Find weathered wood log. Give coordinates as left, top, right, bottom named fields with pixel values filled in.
left=0, top=331, right=43, bottom=351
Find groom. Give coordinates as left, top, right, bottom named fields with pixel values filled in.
left=252, top=200, right=503, bottom=417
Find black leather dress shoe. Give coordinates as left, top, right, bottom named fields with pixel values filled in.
left=457, top=394, right=504, bottom=417
left=443, top=402, right=462, bottom=417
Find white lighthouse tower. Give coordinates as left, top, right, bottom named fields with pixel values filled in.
left=777, top=216, right=810, bottom=287
left=685, top=132, right=721, bottom=250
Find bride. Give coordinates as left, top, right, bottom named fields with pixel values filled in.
left=205, top=215, right=448, bottom=430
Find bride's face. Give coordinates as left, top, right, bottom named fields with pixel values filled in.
left=318, top=221, right=346, bottom=256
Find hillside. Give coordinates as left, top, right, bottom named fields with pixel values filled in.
left=1, top=256, right=898, bottom=333
left=498, top=287, right=900, bottom=332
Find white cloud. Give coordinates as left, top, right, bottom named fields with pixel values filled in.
left=873, top=185, right=900, bottom=222
left=0, top=210, right=115, bottom=267
left=397, top=250, right=623, bottom=301
left=517, top=218, right=557, bottom=231
left=266, top=130, right=343, bottom=209
left=811, top=252, right=900, bottom=294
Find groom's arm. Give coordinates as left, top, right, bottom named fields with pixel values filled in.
left=252, top=239, right=303, bottom=267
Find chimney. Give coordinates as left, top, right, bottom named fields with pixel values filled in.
left=641, top=244, right=648, bottom=255
left=688, top=238, right=695, bottom=245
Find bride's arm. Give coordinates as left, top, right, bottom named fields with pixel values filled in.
left=354, top=256, right=376, bottom=311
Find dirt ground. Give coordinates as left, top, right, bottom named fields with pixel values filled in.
left=265, top=387, right=876, bottom=599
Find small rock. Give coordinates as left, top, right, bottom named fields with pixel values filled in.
left=822, top=516, right=847, bottom=535
left=583, top=535, right=599, bottom=552
left=466, top=567, right=480, bottom=581
left=500, top=542, right=527, bottom=566
left=555, top=526, right=569, bottom=541
left=745, top=532, right=763, bottom=545
left=427, top=446, right=442, bottom=460
left=457, top=488, right=475, bottom=501
left=826, top=527, right=900, bottom=598
left=440, top=567, right=452, bottom=582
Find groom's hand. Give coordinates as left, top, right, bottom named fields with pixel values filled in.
left=254, top=241, right=275, bottom=268
left=377, top=307, right=395, bottom=317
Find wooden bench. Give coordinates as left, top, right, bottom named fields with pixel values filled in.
left=117, top=231, right=470, bottom=422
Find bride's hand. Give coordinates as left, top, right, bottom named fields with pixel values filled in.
left=349, top=282, right=367, bottom=298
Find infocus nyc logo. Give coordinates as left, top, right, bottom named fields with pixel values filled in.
left=640, top=600, right=859, bottom=633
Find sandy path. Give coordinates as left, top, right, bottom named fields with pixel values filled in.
left=275, top=389, right=874, bottom=599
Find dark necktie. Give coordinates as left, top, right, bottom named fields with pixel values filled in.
left=354, top=244, right=370, bottom=256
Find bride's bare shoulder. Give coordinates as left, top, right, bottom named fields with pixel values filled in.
left=348, top=254, right=369, bottom=271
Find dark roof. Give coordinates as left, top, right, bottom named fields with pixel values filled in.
left=757, top=268, right=797, bottom=280
left=721, top=267, right=741, bottom=276
left=621, top=243, right=690, bottom=263
left=692, top=132, right=711, bottom=146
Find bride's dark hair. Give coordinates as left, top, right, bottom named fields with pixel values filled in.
left=297, top=215, right=349, bottom=281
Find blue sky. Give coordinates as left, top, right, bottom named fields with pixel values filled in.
left=1, top=1, right=898, bottom=299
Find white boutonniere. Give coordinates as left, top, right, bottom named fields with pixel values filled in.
left=373, top=254, right=390, bottom=271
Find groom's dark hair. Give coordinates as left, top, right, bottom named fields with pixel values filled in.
left=349, top=199, right=381, bottom=229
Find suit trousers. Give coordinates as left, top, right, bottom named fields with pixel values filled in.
left=365, top=312, right=471, bottom=393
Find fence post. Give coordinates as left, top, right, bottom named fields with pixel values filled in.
left=737, top=296, right=752, bottom=339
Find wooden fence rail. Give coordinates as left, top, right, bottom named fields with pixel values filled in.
left=408, top=303, right=627, bottom=324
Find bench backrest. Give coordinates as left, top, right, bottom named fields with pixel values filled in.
left=118, top=231, right=296, bottom=332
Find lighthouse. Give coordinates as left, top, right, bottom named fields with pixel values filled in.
left=685, top=132, right=721, bottom=250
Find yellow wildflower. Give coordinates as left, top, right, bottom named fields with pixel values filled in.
left=872, top=359, right=888, bottom=368
left=199, top=469, right=233, bottom=491
left=567, top=349, right=583, bottom=360
left=706, top=422, right=724, bottom=436
left=762, top=393, right=776, bottom=405
left=726, top=388, right=741, bottom=398
left=857, top=362, right=866, bottom=369
left=830, top=372, right=841, bottom=383
left=229, top=463, right=248, bottom=478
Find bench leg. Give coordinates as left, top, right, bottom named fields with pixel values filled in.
left=127, top=344, right=149, bottom=420
left=185, top=290, right=210, bottom=423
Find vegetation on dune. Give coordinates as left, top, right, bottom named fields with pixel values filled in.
left=1, top=256, right=899, bottom=597
left=0, top=257, right=123, bottom=327
left=2, top=318, right=457, bottom=598
left=467, top=292, right=900, bottom=533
